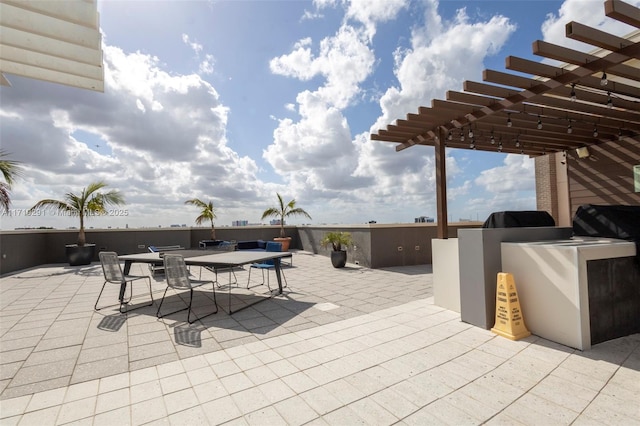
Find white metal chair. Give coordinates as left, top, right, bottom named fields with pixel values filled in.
left=97, top=251, right=154, bottom=313
left=157, top=254, right=218, bottom=324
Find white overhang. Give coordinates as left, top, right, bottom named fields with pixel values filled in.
left=0, top=0, right=104, bottom=92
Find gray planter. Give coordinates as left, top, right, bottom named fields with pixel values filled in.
left=65, top=244, right=96, bottom=266
left=330, top=250, right=347, bottom=268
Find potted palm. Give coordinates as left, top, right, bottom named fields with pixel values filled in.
left=29, top=181, right=125, bottom=266
left=185, top=198, right=217, bottom=240
left=321, top=231, right=352, bottom=268
left=0, top=150, right=23, bottom=212
left=261, top=193, right=311, bottom=251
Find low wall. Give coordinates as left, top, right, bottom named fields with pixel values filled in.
left=298, top=222, right=481, bottom=269
left=0, top=226, right=290, bottom=276
left=1, top=223, right=481, bottom=275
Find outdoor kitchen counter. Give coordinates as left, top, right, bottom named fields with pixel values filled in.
left=501, top=237, right=638, bottom=350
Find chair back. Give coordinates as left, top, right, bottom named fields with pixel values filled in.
left=99, top=251, right=123, bottom=282
left=163, top=254, right=191, bottom=290
left=261, top=242, right=282, bottom=266
left=265, top=241, right=282, bottom=252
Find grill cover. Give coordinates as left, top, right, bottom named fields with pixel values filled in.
left=482, top=211, right=555, bottom=228
left=573, top=204, right=640, bottom=261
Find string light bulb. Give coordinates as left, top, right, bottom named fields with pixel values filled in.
left=507, top=113, right=512, bottom=127
left=468, top=128, right=474, bottom=138
left=448, top=131, right=452, bottom=141
left=460, top=130, right=465, bottom=142
left=606, top=92, right=613, bottom=109
left=593, top=126, right=598, bottom=138
left=537, top=116, right=543, bottom=130
left=470, top=141, right=475, bottom=149
left=490, top=134, right=496, bottom=145
left=498, top=142, right=503, bottom=152
left=567, top=121, right=572, bottom=134
left=515, top=137, right=520, bottom=148
left=601, top=71, right=608, bottom=86
left=570, top=83, right=576, bottom=101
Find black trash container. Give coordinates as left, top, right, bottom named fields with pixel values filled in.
left=482, top=210, right=555, bottom=228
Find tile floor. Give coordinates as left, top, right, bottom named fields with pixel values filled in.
left=0, top=250, right=638, bottom=425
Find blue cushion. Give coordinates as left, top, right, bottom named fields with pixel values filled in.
left=265, top=241, right=282, bottom=252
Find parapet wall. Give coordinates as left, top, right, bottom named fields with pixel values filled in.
left=0, top=223, right=481, bottom=275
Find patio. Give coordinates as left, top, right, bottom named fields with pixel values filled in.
left=0, top=250, right=638, bottom=425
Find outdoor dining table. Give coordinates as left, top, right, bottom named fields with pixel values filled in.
left=118, top=250, right=291, bottom=314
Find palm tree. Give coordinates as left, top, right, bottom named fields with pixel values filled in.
left=261, top=193, right=312, bottom=238
left=30, top=181, right=125, bottom=246
left=0, top=150, right=23, bottom=212
left=185, top=198, right=217, bottom=239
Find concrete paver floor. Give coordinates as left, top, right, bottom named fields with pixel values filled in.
left=0, top=250, right=638, bottom=425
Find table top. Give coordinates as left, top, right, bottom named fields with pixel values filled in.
left=119, top=250, right=207, bottom=262
left=184, top=251, right=291, bottom=267
left=119, top=250, right=291, bottom=267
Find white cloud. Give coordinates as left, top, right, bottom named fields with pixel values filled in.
left=354, top=6, right=516, bottom=207
left=270, top=38, right=316, bottom=81
left=0, top=45, right=265, bottom=228
left=182, top=33, right=215, bottom=75
left=263, top=1, right=522, bottom=223
left=266, top=19, right=377, bottom=203
left=541, top=0, right=640, bottom=50
left=270, top=26, right=374, bottom=109
left=264, top=91, right=369, bottom=195
left=199, top=54, right=215, bottom=75
left=475, top=154, right=535, bottom=194
left=345, top=0, right=409, bottom=41
left=372, top=7, right=515, bottom=133
left=182, top=33, right=203, bottom=54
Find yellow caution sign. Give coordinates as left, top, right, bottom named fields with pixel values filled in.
left=491, top=273, right=531, bottom=340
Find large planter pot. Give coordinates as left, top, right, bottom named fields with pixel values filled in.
left=65, top=244, right=96, bottom=266
left=274, top=237, right=291, bottom=251
left=330, top=250, right=347, bottom=268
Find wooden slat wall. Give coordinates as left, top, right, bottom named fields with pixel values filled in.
left=567, top=140, right=640, bottom=212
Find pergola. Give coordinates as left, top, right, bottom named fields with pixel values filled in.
left=0, top=0, right=104, bottom=91
left=371, top=0, right=640, bottom=239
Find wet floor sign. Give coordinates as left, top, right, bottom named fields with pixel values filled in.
left=491, top=272, right=531, bottom=340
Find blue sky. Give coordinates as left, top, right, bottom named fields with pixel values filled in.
left=1, top=0, right=638, bottom=230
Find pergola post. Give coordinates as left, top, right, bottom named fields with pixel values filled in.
left=435, top=128, right=448, bottom=239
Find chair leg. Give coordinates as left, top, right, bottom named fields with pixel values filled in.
left=265, top=268, right=287, bottom=291
left=157, top=287, right=188, bottom=319
left=277, top=269, right=288, bottom=289
left=187, top=287, right=219, bottom=324
left=264, top=269, right=271, bottom=292
left=94, top=281, right=109, bottom=311
left=247, top=267, right=267, bottom=289
left=121, top=278, right=154, bottom=314
left=95, top=280, right=133, bottom=313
